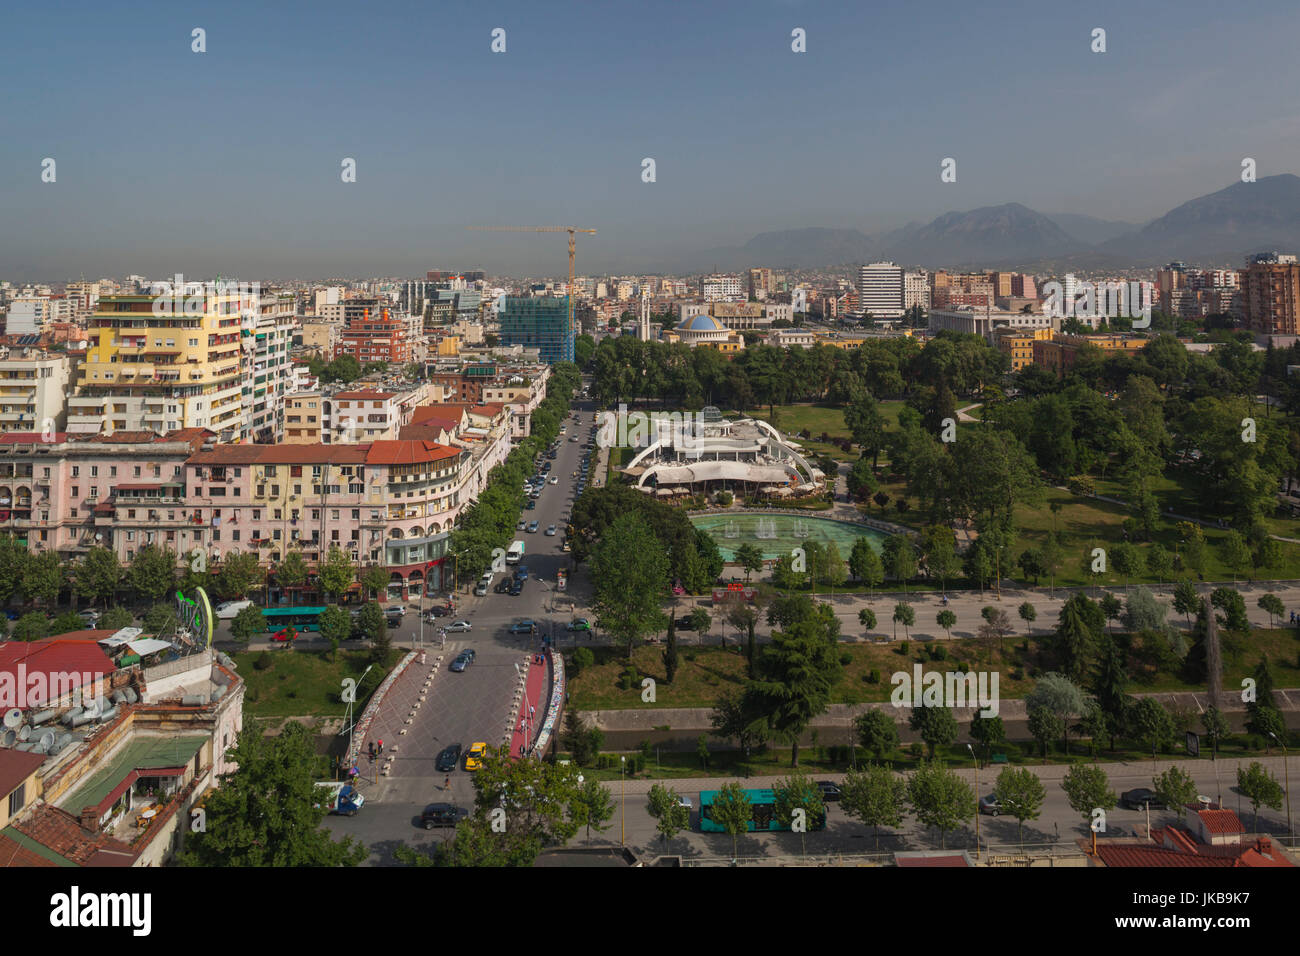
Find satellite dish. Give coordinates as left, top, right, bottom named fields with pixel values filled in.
left=37, top=730, right=55, bottom=751
left=1197, top=794, right=1213, bottom=805
left=0, top=730, right=14, bottom=747
left=17, top=724, right=30, bottom=741
left=2, top=709, right=22, bottom=729
left=94, top=533, right=103, bottom=541
left=82, top=699, right=101, bottom=719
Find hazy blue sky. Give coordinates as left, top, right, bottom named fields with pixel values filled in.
left=3, top=0, right=1298, bottom=279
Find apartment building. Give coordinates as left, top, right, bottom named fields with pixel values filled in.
left=69, top=287, right=254, bottom=441
left=858, top=263, right=905, bottom=319
left=299, top=319, right=339, bottom=356
left=242, top=294, right=295, bottom=443
left=282, top=391, right=326, bottom=443
left=994, top=327, right=1054, bottom=371
left=1243, top=258, right=1300, bottom=336
left=0, top=349, right=71, bottom=435
left=1032, top=333, right=1147, bottom=378
left=334, top=299, right=412, bottom=365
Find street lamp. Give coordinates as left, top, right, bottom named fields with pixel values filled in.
left=966, top=743, right=980, bottom=861
left=1269, top=732, right=1292, bottom=839
left=620, top=756, right=626, bottom=846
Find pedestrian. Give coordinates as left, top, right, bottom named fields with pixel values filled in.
left=444, top=775, right=451, bottom=790
left=368, top=741, right=375, bottom=760
left=378, top=739, right=384, bottom=755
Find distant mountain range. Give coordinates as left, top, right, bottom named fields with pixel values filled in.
left=688, top=174, right=1300, bottom=273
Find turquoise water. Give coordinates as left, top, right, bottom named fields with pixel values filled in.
left=690, top=513, right=886, bottom=562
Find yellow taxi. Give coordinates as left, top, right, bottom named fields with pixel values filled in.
left=464, top=742, right=489, bottom=771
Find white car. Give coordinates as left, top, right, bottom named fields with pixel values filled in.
left=545, top=525, right=557, bottom=536
left=384, top=605, right=406, bottom=618
left=445, top=620, right=473, bottom=632
left=214, top=600, right=254, bottom=620
left=548, top=475, right=559, bottom=485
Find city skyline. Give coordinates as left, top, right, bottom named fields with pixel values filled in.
left=5, top=0, right=1300, bottom=277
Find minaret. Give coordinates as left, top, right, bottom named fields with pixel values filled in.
left=639, top=291, right=651, bottom=341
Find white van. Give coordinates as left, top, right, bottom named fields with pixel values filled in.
left=214, top=599, right=254, bottom=620
left=475, top=572, right=493, bottom=596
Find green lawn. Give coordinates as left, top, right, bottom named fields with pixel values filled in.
left=234, top=647, right=390, bottom=719
left=568, top=627, right=1300, bottom=712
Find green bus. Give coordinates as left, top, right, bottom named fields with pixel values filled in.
left=262, top=606, right=327, bottom=632
left=698, top=788, right=827, bottom=833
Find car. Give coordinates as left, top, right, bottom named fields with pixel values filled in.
left=384, top=605, right=406, bottom=618
left=464, top=742, right=488, bottom=771
left=508, top=580, right=523, bottom=596
left=566, top=618, right=592, bottom=632
left=386, top=613, right=402, bottom=628
left=816, top=781, right=842, bottom=803
left=509, top=620, right=535, bottom=634
left=435, top=744, right=462, bottom=772
left=545, top=525, right=557, bottom=536
left=449, top=654, right=470, bottom=672
left=78, top=609, right=101, bottom=627
left=678, top=795, right=693, bottom=810
left=526, top=521, right=539, bottom=533
left=570, top=435, right=579, bottom=442
left=516, top=520, right=527, bottom=531
left=525, top=499, right=536, bottom=510
left=548, top=475, right=559, bottom=485
left=421, top=803, right=469, bottom=829
left=445, top=620, right=472, bottom=632
left=1121, top=788, right=1161, bottom=811
left=494, top=578, right=512, bottom=594
left=978, top=794, right=1003, bottom=816
left=214, top=599, right=254, bottom=620
left=559, top=426, right=566, bottom=434
left=272, top=626, right=298, bottom=642
left=474, top=581, right=489, bottom=596
left=514, top=566, right=529, bottom=580
left=426, top=604, right=454, bottom=617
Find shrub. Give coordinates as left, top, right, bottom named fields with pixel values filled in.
left=899, top=641, right=910, bottom=655
left=867, top=668, right=881, bottom=684
left=254, top=651, right=273, bottom=671
left=929, top=644, right=947, bottom=661
left=618, top=665, right=638, bottom=691
left=909, top=742, right=923, bottom=757
left=839, top=652, right=853, bottom=666
left=571, top=646, right=595, bottom=675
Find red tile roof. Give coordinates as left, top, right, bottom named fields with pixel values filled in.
left=1194, top=807, right=1246, bottom=835
left=12, top=804, right=134, bottom=866
left=0, top=750, right=47, bottom=799
left=365, top=440, right=462, bottom=466
left=0, top=831, right=62, bottom=867
left=0, top=433, right=67, bottom=444
left=410, top=405, right=466, bottom=426
left=0, top=638, right=116, bottom=707
left=398, top=425, right=455, bottom=443
left=1096, top=844, right=1235, bottom=868
left=334, top=391, right=396, bottom=401
left=188, top=444, right=371, bottom=465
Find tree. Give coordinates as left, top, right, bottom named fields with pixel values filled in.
left=849, top=539, right=884, bottom=599
left=357, top=601, right=387, bottom=649
left=128, top=545, right=176, bottom=605
left=317, top=605, right=350, bottom=659
left=1026, top=673, right=1088, bottom=757
left=24, top=550, right=66, bottom=607
left=176, top=723, right=366, bottom=866
left=907, top=760, right=976, bottom=849
left=1017, top=548, right=1047, bottom=586
left=1122, top=586, right=1169, bottom=634
left=75, top=547, right=121, bottom=607
left=994, top=766, right=1046, bottom=846
left=11, top=611, right=50, bottom=642
left=570, top=777, right=615, bottom=842
left=733, top=543, right=764, bottom=582
left=892, top=602, right=914, bottom=641
left=844, top=389, right=888, bottom=468
left=858, top=607, right=878, bottom=637
left=883, top=534, right=917, bottom=593
left=921, top=525, right=959, bottom=591
left=1258, top=593, right=1285, bottom=628
left=710, top=690, right=769, bottom=758
left=100, top=606, right=133, bottom=630
left=360, top=564, right=389, bottom=601
left=1099, top=592, right=1122, bottom=633
left=215, top=551, right=262, bottom=600
left=1219, top=529, right=1252, bottom=584
left=1027, top=706, right=1064, bottom=762
left=317, top=547, right=356, bottom=603
left=873, top=491, right=890, bottom=516
left=1235, top=762, right=1284, bottom=832
left=746, top=619, right=841, bottom=766
left=773, top=772, right=826, bottom=856
left=562, top=711, right=603, bottom=767
left=936, top=608, right=956, bottom=637
left=1146, top=543, right=1173, bottom=584
left=230, top=604, right=266, bottom=645
left=275, top=551, right=309, bottom=594
left=1172, top=579, right=1199, bottom=628
left=969, top=712, right=1005, bottom=766
left=591, top=514, right=670, bottom=659
left=1110, top=542, right=1141, bottom=591
left=710, top=782, right=754, bottom=860
left=662, top=613, right=679, bottom=684
left=1017, top=601, right=1037, bottom=634
left=0, top=537, right=27, bottom=606
left=646, top=783, right=690, bottom=844
left=847, top=456, right=878, bottom=500
left=1201, top=705, right=1230, bottom=757
left=1060, top=763, right=1117, bottom=829
left=1131, top=697, right=1174, bottom=760
left=726, top=601, right=760, bottom=674
left=1152, top=766, right=1198, bottom=820
left=841, top=764, right=907, bottom=850
left=855, top=709, right=899, bottom=761
left=909, top=705, right=958, bottom=759
left=1053, top=598, right=1097, bottom=683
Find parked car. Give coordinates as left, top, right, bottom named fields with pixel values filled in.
left=525, top=499, right=536, bottom=510
left=445, top=620, right=472, bottom=633
left=435, top=744, right=462, bottom=772
left=545, top=525, right=557, bottom=536
left=426, top=604, right=454, bottom=617
left=494, top=578, right=512, bottom=594
left=384, top=605, right=406, bottom=618
left=675, top=615, right=696, bottom=630
left=272, top=626, right=298, bottom=642
left=1121, top=788, right=1161, bottom=811
left=978, top=794, right=1003, bottom=816
left=214, top=599, right=254, bottom=620
left=508, top=579, right=523, bottom=596
left=464, top=742, right=488, bottom=771
left=421, top=803, right=469, bottom=829
left=78, top=608, right=101, bottom=627
left=513, top=566, right=529, bottom=580
left=548, top=475, right=559, bottom=485
left=474, top=580, right=490, bottom=596
left=516, top=520, right=527, bottom=531
left=566, top=618, right=591, bottom=632
left=509, top=620, right=535, bottom=634
left=816, top=781, right=842, bottom=803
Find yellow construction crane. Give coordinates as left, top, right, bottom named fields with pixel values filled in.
left=467, top=225, right=596, bottom=342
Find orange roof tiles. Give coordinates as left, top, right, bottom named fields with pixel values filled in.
left=365, top=440, right=462, bottom=466
left=1194, top=808, right=1246, bottom=835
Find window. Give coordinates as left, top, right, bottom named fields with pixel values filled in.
left=110, top=466, right=117, bottom=477
left=133, top=466, right=141, bottom=477
left=8, top=783, right=24, bottom=816
left=71, top=486, right=78, bottom=497
left=91, top=466, right=98, bottom=477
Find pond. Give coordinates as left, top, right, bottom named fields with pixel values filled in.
left=690, top=513, right=887, bottom=562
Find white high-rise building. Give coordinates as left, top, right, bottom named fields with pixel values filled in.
left=701, top=274, right=743, bottom=302
left=858, top=262, right=904, bottom=319
left=903, top=271, right=930, bottom=313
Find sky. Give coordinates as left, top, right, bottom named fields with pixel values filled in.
left=3, top=0, right=1299, bottom=280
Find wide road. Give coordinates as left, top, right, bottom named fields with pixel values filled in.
left=316, top=405, right=596, bottom=861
